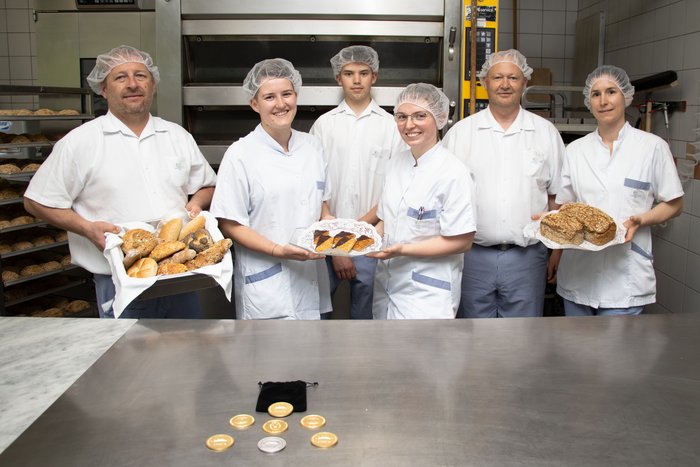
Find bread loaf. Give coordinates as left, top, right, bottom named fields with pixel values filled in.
left=540, top=213, right=584, bottom=246
left=148, top=240, right=186, bottom=261
left=540, top=203, right=616, bottom=246
left=127, top=257, right=158, bottom=278
left=158, top=218, right=183, bottom=242
left=178, top=215, right=206, bottom=240
left=157, top=262, right=188, bottom=275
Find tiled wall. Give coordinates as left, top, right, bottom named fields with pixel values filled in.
left=579, top=0, right=700, bottom=313
left=0, top=0, right=37, bottom=107
left=498, top=0, right=580, bottom=85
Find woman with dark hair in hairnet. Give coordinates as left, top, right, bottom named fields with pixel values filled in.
left=211, top=58, right=332, bottom=320
left=368, top=83, right=476, bottom=319
left=550, top=65, right=683, bottom=316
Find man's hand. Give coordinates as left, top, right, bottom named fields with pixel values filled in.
left=547, top=249, right=562, bottom=284
left=332, top=255, right=356, bottom=280
left=87, top=221, right=120, bottom=250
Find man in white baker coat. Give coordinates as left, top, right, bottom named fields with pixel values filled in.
left=443, top=49, right=564, bottom=318
left=23, top=45, right=217, bottom=319
left=310, top=45, right=405, bottom=319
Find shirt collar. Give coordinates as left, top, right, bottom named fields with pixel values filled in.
left=102, top=111, right=160, bottom=138
left=594, top=121, right=630, bottom=146
left=413, top=141, right=442, bottom=168
left=479, top=106, right=533, bottom=134
left=331, top=99, right=383, bottom=118
left=255, top=124, right=297, bottom=156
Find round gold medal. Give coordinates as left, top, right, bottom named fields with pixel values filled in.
left=262, top=419, right=289, bottom=434
left=229, top=414, right=255, bottom=430
left=310, top=431, right=338, bottom=448
left=300, top=414, right=326, bottom=430
left=267, top=401, right=293, bottom=418
left=205, top=434, right=234, bottom=451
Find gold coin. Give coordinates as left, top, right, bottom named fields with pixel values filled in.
left=267, top=401, right=293, bottom=418
left=262, top=419, right=289, bottom=434
left=229, top=414, right=255, bottom=430
left=310, top=431, right=338, bottom=448
left=300, top=414, right=326, bottom=430
left=205, top=434, right=234, bottom=451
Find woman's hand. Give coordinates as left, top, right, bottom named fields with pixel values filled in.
left=273, top=243, right=325, bottom=261
left=623, top=215, right=643, bottom=242
left=367, top=243, right=404, bottom=260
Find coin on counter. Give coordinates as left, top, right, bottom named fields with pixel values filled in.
left=310, top=431, right=338, bottom=448
left=300, top=414, right=326, bottom=430
left=267, top=401, right=293, bottom=417
left=258, top=436, right=287, bottom=454
left=229, top=414, right=255, bottom=430
left=262, top=419, right=288, bottom=434
left=205, top=434, right=234, bottom=451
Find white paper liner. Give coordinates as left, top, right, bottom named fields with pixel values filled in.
left=523, top=210, right=628, bottom=251
left=292, top=218, right=382, bottom=257
left=103, top=211, right=233, bottom=318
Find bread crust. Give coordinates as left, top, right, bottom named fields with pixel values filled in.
left=127, top=257, right=158, bottom=278
left=540, top=203, right=616, bottom=246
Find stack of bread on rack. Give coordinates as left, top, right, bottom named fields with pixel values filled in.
left=122, top=215, right=232, bottom=278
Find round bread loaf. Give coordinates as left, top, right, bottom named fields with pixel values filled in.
left=32, top=235, right=54, bottom=246
left=2, top=270, right=20, bottom=282
left=10, top=215, right=35, bottom=226
left=0, top=163, right=21, bottom=174
left=58, top=109, right=80, bottom=116
left=20, top=264, right=43, bottom=276
left=21, top=163, right=41, bottom=173
left=12, top=241, right=34, bottom=251
left=64, top=299, right=90, bottom=314
left=127, top=257, right=158, bottom=278
left=33, top=108, right=55, bottom=116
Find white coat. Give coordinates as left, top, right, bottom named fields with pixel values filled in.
left=555, top=123, right=683, bottom=308
left=211, top=125, right=331, bottom=319
left=373, top=144, right=476, bottom=319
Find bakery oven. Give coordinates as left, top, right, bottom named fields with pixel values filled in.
left=155, top=0, right=463, bottom=164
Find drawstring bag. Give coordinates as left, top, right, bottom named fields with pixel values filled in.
left=255, top=380, right=318, bottom=413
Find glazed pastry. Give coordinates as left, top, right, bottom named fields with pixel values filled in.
left=352, top=235, right=375, bottom=252
left=332, top=232, right=357, bottom=253
left=313, top=230, right=333, bottom=252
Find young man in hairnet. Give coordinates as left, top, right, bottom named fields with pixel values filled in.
left=310, top=45, right=405, bottom=320
left=443, top=49, right=564, bottom=318
left=24, top=45, right=217, bottom=319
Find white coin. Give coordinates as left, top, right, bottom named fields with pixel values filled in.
left=257, top=436, right=286, bottom=453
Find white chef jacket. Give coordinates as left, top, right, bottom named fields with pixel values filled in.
left=373, top=143, right=477, bottom=319
left=443, top=106, right=564, bottom=246
left=555, top=122, right=683, bottom=308
left=210, top=125, right=331, bottom=320
left=310, top=99, right=405, bottom=218
left=24, top=112, right=217, bottom=274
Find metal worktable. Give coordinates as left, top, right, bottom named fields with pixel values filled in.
left=1, top=315, right=699, bottom=466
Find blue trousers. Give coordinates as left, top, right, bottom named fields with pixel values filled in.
left=326, top=255, right=376, bottom=319
left=94, top=274, right=202, bottom=319
left=458, top=243, right=548, bottom=318
left=563, top=299, right=643, bottom=316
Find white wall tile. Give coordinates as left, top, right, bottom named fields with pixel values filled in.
left=520, top=9, right=543, bottom=34
left=7, top=31, right=29, bottom=56
left=652, top=212, right=690, bottom=249
left=564, top=58, right=575, bottom=84
left=690, top=180, right=700, bottom=216
left=542, top=10, right=566, bottom=34
left=527, top=56, right=542, bottom=68
left=541, top=57, right=564, bottom=83
left=651, top=39, right=668, bottom=74
left=519, top=0, right=544, bottom=10
left=0, top=56, right=8, bottom=80
left=566, top=0, right=579, bottom=12
left=565, top=34, right=575, bottom=58
left=499, top=8, right=513, bottom=34
left=8, top=55, right=30, bottom=79
left=684, top=0, right=700, bottom=35
left=0, top=1, right=6, bottom=10
left=0, top=32, right=7, bottom=56
left=542, top=34, right=566, bottom=57
left=686, top=251, right=700, bottom=291
left=5, top=0, right=28, bottom=8
left=5, top=8, right=28, bottom=33
left=500, top=0, right=514, bottom=9
left=499, top=32, right=513, bottom=51
left=519, top=33, right=542, bottom=58
left=667, top=1, right=686, bottom=35
left=543, top=0, right=565, bottom=11
left=655, top=270, right=684, bottom=313
left=666, top=36, right=684, bottom=72
left=653, top=4, right=671, bottom=41
left=645, top=302, right=671, bottom=314
left=565, top=10, right=578, bottom=35
left=0, top=11, right=7, bottom=34
left=682, top=286, right=700, bottom=313
left=652, top=236, right=687, bottom=282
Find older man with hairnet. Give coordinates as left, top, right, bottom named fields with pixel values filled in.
left=211, top=58, right=332, bottom=320
left=309, top=45, right=406, bottom=320
left=443, top=49, right=564, bottom=318
left=368, top=83, right=476, bottom=319
left=552, top=65, right=683, bottom=316
left=24, top=45, right=217, bottom=319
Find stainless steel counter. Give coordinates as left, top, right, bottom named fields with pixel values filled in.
left=1, top=315, right=699, bottom=466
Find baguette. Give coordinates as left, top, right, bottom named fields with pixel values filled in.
left=158, top=218, right=183, bottom=242
left=178, top=215, right=206, bottom=241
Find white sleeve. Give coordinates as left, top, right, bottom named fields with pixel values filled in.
left=652, top=139, right=684, bottom=202
left=210, top=144, right=252, bottom=227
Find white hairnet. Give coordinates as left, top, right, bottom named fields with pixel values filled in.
left=477, top=49, right=533, bottom=81
left=583, top=65, right=635, bottom=110
left=243, top=58, right=302, bottom=97
left=394, top=83, right=450, bottom=130
left=330, top=45, right=379, bottom=76
left=86, top=45, right=159, bottom=95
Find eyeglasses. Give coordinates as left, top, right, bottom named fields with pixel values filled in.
left=394, top=112, right=430, bottom=123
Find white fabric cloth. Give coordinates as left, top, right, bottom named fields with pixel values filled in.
left=555, top=122, right=683, bottom=308
left=443, top=107, right=564, bottom=246
left=373, top=144, right=477, bottom=319
left=24, top=112, right=217, bottom=275
left=310, top=99, right=405, bottom=219
left=102, top=211, right=233, bottom=318
left=211, top=125, right=331, bottom=320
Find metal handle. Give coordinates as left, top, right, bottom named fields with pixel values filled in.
left=446, top=101, right=457, bottom=128
left=447, top=26, right=457, bottom=61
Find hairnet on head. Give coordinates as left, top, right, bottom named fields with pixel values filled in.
left=582, top=65, right=635, bottom=110
left=477, top=49, right=533, bottom=81
left=243, top=58, right=302, bottom=97
left=86, top=45, right=160, bottom=94
left=330, top=45, right=380, bottom=76
left=394, top=83, right=450, bottom=130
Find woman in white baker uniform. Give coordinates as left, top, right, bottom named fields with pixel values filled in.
left=552, top=65, right=683, bottom=316
left=211, top=58, right=332, bottom=320
left=369, top=83, right=476, bottom=319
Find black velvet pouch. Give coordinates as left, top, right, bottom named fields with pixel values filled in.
left=255, top=380, right=317, bottom=413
